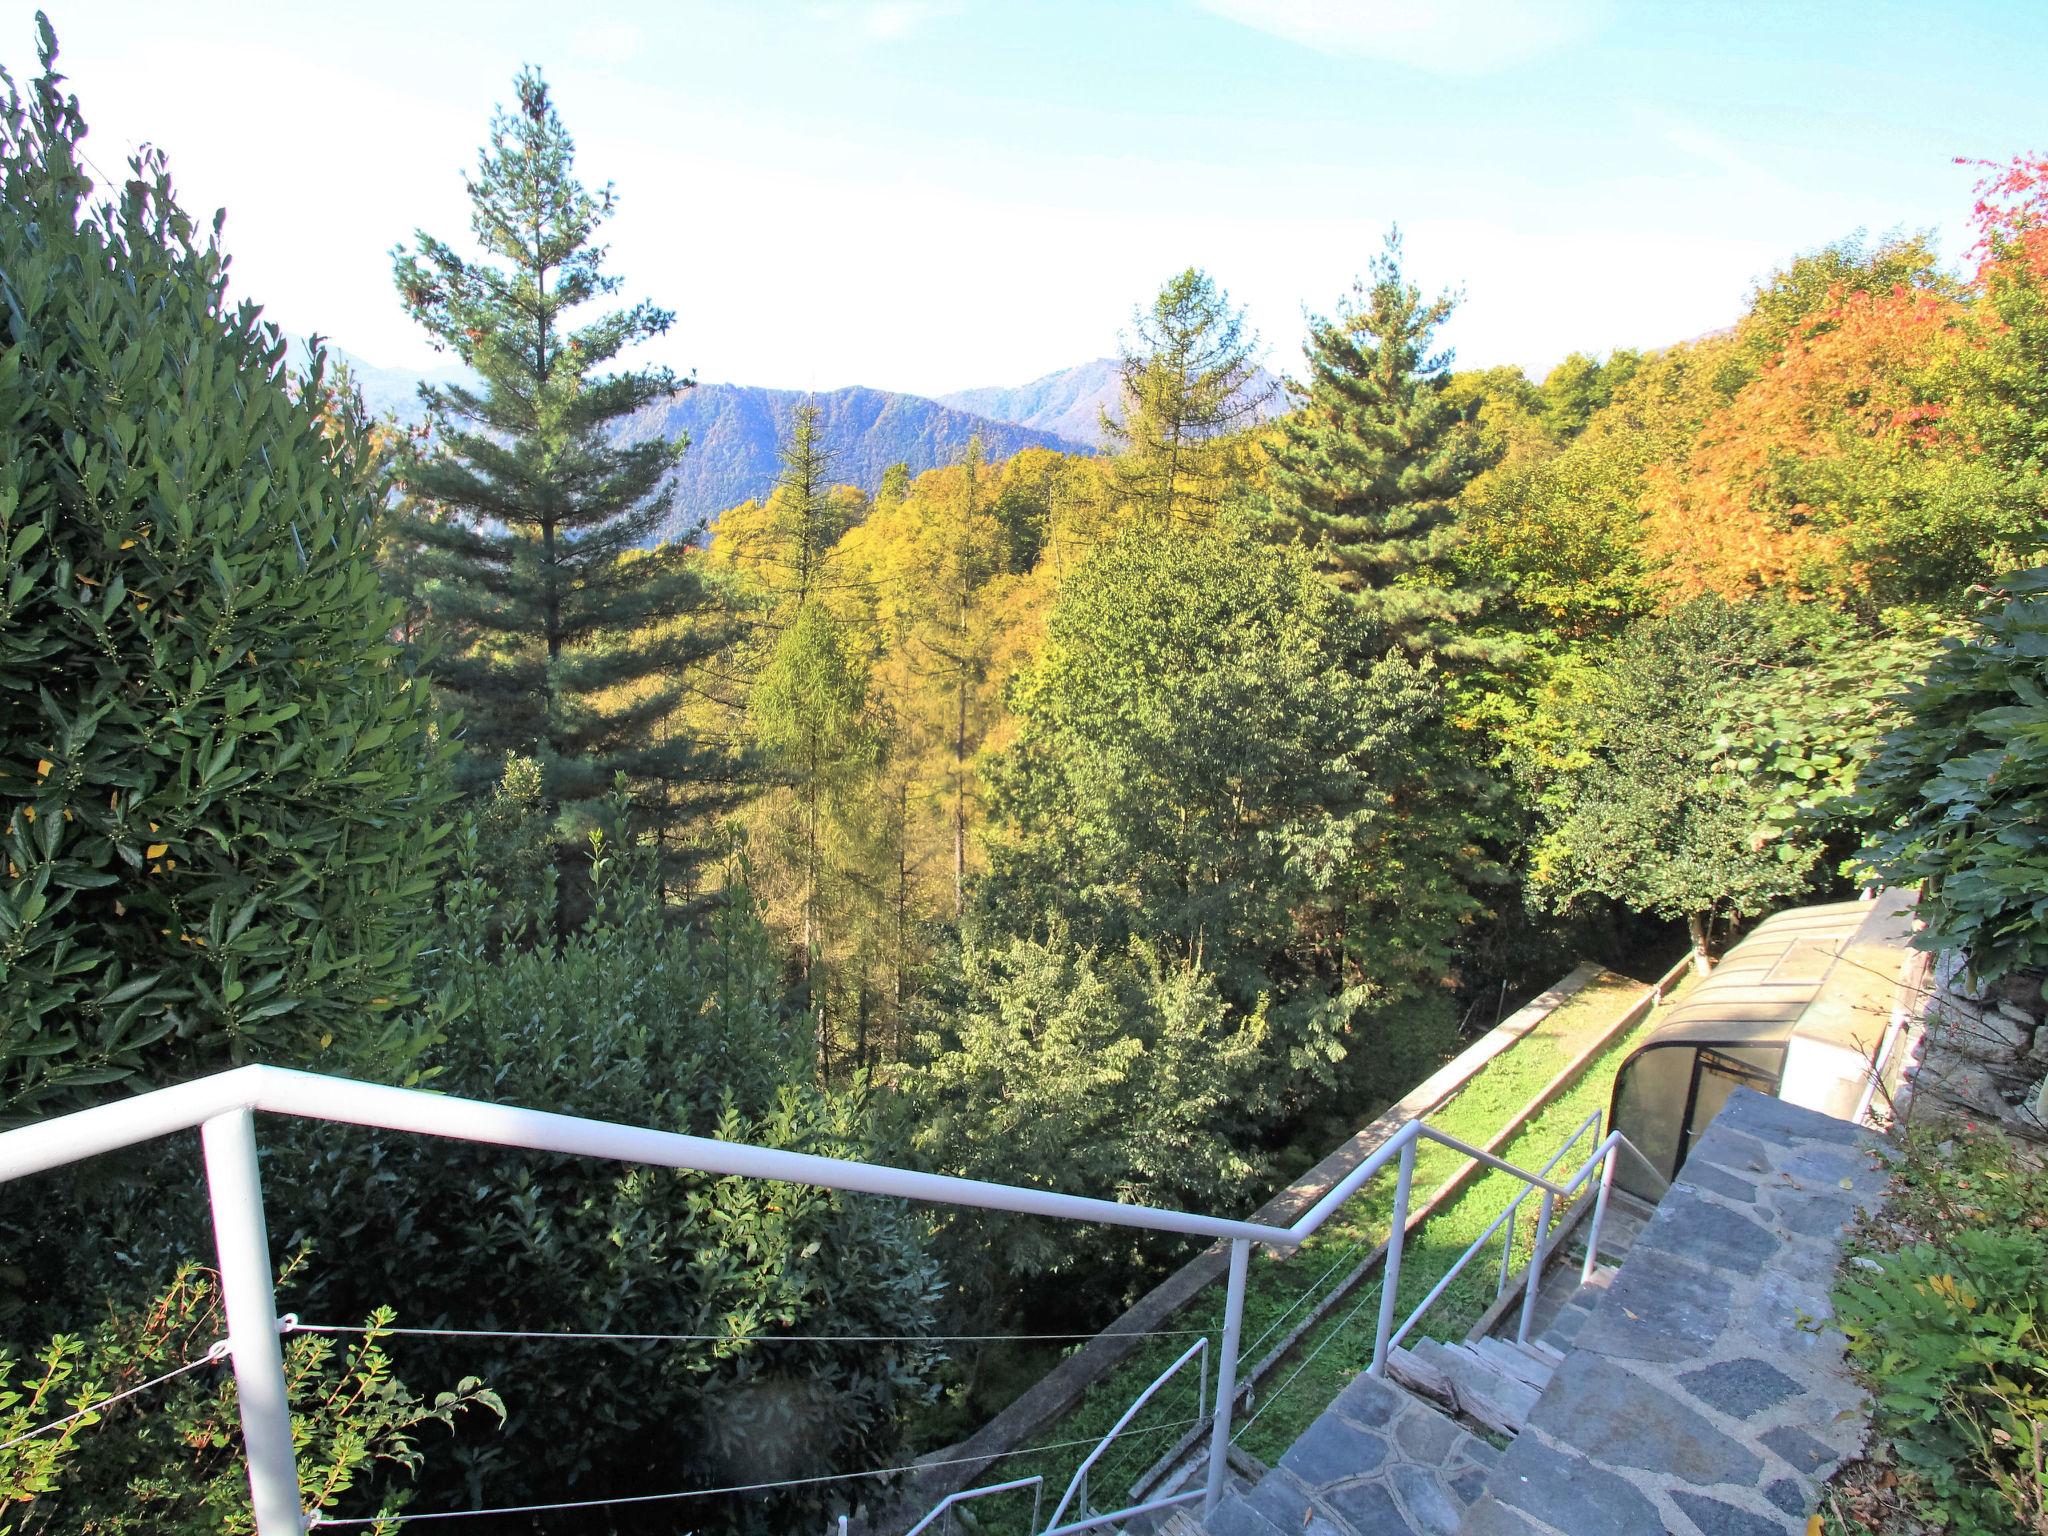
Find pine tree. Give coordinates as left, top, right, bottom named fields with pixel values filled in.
left=764, top=404, right=853, bottom=608
left=902, top=437, right=996, bottom=916
left=389, top=68, right=732, bottom=865
left=875, top=460, right=912, bottom=515
left=1260, top=232, right=1498, bottom=657
left=1105, top=268, right=1273, bottom=529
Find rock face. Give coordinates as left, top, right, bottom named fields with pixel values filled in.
left=1909, top=950, right=2048, bottom=1127
left=1457, top=1090, right=1888, bottom=1535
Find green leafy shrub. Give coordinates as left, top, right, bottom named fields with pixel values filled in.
left=262, top=818, right=944, bottom=1532
left=0, top=20, right=454, bottom=1118
left=0, top=1260, right=499, bottom=1533
left=1834, top=1123, right=2048, bottom=1534
left=1711, top=611, right=1944, bottom=856
left=897, top=923, right=1262, bottom=1314
left=1860, top=565, right=2048, bottom=992
left=981, top=525, right=1485, bottom=1118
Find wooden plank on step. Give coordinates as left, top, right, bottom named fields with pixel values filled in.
left=1386, top=1343, right=1458, bottom=1412
left=1474, top=1335, right=1554, bottom=1390
left=1414, top=1340, right=1541, bottom=1437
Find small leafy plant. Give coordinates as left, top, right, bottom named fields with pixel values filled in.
left=1832, top=1122, right=2048, bottom=1534
left=0, top=1259, right=500, bottom=1534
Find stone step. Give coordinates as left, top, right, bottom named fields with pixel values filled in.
left=1202, top=1371, right=1497, bottom=1536
left=1559, top=1188, right=1658, bottom=1262
left=1519, top=1262, right=1617, bottom=1354
left=1387, top=1339, right=1542, bottom=1439
left=1198, top=1489, right=1287, bottom=1536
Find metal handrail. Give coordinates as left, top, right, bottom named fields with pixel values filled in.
left=1043, top=1487, right=1204, bottom=1536
left=1041, top=1338, right=1206, bottom=1534
left=901, top=1474, right=1043, bottom=1536
left=1387, top=1112, right=1602, bottom=1355
left=0, top=1064, right=1670, bottom=1534
left=0, top=1065, right=1286, bottom=1245
left=1494, top=1112, right=1603, bottom=1297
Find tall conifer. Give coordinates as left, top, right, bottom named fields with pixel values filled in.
left=1105, top=268, right=1273, bottom=529
left=1261, top=233, right=1497, bottom=657
left=763, top=404, right=851, bottom=608
left=390, top=69, right=731, bottom=860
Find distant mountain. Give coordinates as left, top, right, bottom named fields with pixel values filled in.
left=618, top=383, right=1093, bottom=542
left=284, top=335, right=469, bottom=423
left=939, top=357, right=1291, bottom=449
left=284, top=336, right=1092, bottom=542
left=938, top=358, right=1126, bottom=448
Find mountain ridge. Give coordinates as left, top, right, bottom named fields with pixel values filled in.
left=292, top=338, right=1105, bottom=537
left=617, top=382, right=1091, bottom=541
left=938, top=357, right=1126, bottom=448
left=939, top=356, right=1291, bottom=449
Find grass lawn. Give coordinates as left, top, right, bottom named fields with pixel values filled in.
left=945, top=964, right=1690, bottom=1532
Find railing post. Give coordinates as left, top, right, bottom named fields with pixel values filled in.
left=1516, top=1189, right=1556, bottom=1345
left=1201, top=1238, right=1251, bottom=1519
left=1495, top=1195, right=1518, bottom=1298
left=1581, top=1144, right=1618, bottom=1286
left=201, top=1109, right=304, bottom=1535
left=1369, top=1133, right=1417, bottom=1377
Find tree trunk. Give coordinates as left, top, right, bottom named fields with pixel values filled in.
left=953, top=675, right=967, bottom=917
left=895, top=781, right=909, bottom=1053
left=1686, top=912, right=1714, bottom=976
left=815, top=990, right=830, bottom=1086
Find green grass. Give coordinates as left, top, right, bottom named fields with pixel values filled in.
left=949, top=966, right=1687, bottom=1532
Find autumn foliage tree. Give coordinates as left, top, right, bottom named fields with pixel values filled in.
left=1956, top=153, right=2048, bottom=542
left=1642, top=237, right=2012, bottom=606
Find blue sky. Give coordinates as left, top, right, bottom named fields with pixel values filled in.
left=17, top=1, right=2047, bottom=397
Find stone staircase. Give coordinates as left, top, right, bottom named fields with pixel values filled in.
left=1159, top=1091, right=1885, bottom=1536
left=1189, top=1199, right=1652, bottom=1536
left=1201, top=1370, right=1499, bottom=1536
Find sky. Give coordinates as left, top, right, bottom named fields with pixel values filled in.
left=14, top=0, right=2048, bottom=399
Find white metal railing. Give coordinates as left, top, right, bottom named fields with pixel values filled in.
left=0, top=1063, right=1664, bottom=1535
left=1389, top=1111, right=1602, bottom=1358
left=1384, top=1112, right=1659, bottom=1359
left=901, top=1473, right=1043, bottom=1536
left=1039, top=1338, right=1207, bottom=1536
left=1496, top=1113, right=1601, bottom=1299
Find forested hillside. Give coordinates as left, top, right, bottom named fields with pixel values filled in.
left=5, top=16, right=2048, bottom=1534
left=310, top=343, right=1092, bottom=538
left=617, top=380, right=1090, bottom=540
